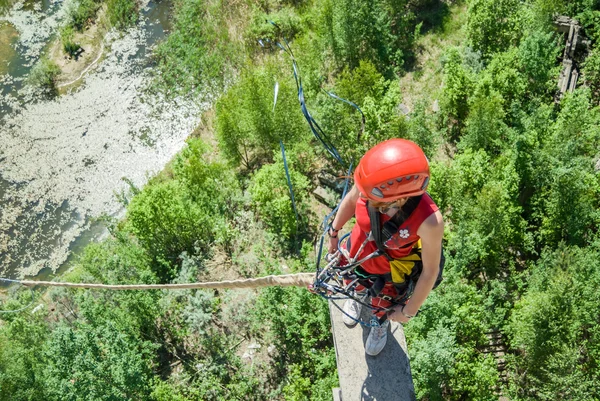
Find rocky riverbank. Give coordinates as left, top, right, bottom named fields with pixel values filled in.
left=0, top=0, right=203, bottom=278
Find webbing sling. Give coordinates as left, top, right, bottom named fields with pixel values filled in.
left=366, top=195, right=423, bottom=261
left=364, top=196, right=423, bottom=301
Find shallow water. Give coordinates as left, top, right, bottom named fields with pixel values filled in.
left=0, top=0, right=204, bottom=279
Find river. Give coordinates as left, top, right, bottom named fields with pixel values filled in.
left=0, top=0, right=205, bottom=279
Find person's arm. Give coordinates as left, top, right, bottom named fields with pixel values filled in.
left=327, top=185, right=360, bottom=254
left=389, top=210, right=444, bottom=323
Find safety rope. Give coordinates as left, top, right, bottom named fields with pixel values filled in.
left=0, top=273, right=314, bottom=291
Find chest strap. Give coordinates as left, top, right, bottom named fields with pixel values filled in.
left=367, top=195, right=423, bottom=261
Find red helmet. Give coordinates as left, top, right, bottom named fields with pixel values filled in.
left=354, top=139, right=430, bottom=201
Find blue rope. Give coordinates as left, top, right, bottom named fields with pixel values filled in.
left=280, top=140, right=301, bottom=233
left=322, top=89, right=365, bottom=142
left=263, top=21, right=347, bottom=167
left=316, top=163, right=353, bottom=273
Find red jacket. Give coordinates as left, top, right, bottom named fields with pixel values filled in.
left=348, top=193, right=439, bottom=275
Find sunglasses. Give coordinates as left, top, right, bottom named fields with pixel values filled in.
left=370, top=199, right=407, bottom=214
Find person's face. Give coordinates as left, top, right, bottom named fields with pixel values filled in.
left=369, top=198, right=407, bottom=214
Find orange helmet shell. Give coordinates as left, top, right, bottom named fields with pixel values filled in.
left=354, top=139, right=430, bottom=201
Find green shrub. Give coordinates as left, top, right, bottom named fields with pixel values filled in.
left=215, top=61, right=307, bottom=170
left=248, top=158, right=310, bottom=241
left=506, top=244, right=600, bottom=399
left=27, top=56, right=61, bottom=95
left=43, top=322, right=156, bottom=401
left=405, top=269, right=499, bottom=401
left=317, top=59, right=409, bottom=162
left=0, top=313, right=49, bottom=401
left=125, top=139, right=240, bottom=278
left=467, top=0, right=522, bottom=60
left=107, top=0, right=138, bottom=30
left=253, top=286, right=337, bottom=401
left=441, top=47, right=473, bottom=141
left=68, top=0, right=100, bottom=31
left=153, top=0, right=243, bottom=95
left=322, top=0, right=412, bottom=76
left=245, top=6, right=303, bottom=51
left=60, top=25, right=81, bottom=58
left=582, top=47, right=600, bottom=103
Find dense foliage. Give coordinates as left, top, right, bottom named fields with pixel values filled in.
left=3, top=0, right=600, bottom=400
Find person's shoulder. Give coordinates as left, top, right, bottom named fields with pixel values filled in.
left=418, top=209, right=444, bottom=238
left=421, top=192, right=439, bottom=209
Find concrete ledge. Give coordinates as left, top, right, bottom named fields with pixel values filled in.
left=329, top=299, right=416, bottom=401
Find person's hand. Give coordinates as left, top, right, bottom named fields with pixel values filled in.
left=327, top=235, right=339, bottom=256
left=388, top=306, right=413, bottom=324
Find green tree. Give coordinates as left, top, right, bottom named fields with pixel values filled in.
left=441, top=47, right=473, bottom=141
left=318, top=60, right=409, bottom=162
left=107, top=0, right=138, bottom=29
left=248, top=157, right=310, bottom=241
left=406, top=270, right=499, bottom=400
left=0, top=312, right=49, bottom=401
left=253, top=286, right=337, bottom=401
left=534, top=89, right=600, bottom=247
left=506, top=243, right=600, bottom=399
left=43, top=322, right=156, bottom=401
left=126, top=139, right=240, bottom=278
left=215, top=62, right=306, bottom=170
left=582, top=48, right=600, bottom=104
left=153, top=0, right=243, bottom=95
left=444, top=150, right=530, bottom=280
left=467, top=0, right=522, bottom=60
left=27, top=56, right=61, bottom=97
left=323, top=0, right=413, bottom=76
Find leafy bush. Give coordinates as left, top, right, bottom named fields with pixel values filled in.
left=253, top=286, right=337, bottom=401
left=443, top=149, right=530, bottom=280
left=0, top=313, right=49, bottom=401
left=126, top=139, right=240, bottom=278
left=405, top=101, right=441, bottom=160
left=517, top=28, right=561, bottom=96
left=441, top=47, right=473, bottom=141
left=467, top=0, right=522, bottom=60
left=506, top=244, right=600, bottom=399
left=245, top=6, right=303, bottom=51
left=215, top=61, right=307, bottom=170
left=27, top=56, right=61, bottom=96
left=60, top=25, right=81, bottom=58
left=107, top=0, right=138, bottom=30
left=582, top=47, right=600, bottom=103
left=322, top=0, right=415, bottom=76
left=406, top=269, right=499, bottom=400
left=460, top=87, right=508, bottom=154
left=534, top=89, right=600, bottom=247
left=248, top=157, right=310, bottom=241
left=68, top=0, right=101, bottom=31
left=43, top=322, right=156, bottom=401
left=317, top=59, right=409, bottom=162
left=153, top=0, right=243, bottom=95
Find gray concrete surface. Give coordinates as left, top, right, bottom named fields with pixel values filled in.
left=329, top=299, right=416, bottom=401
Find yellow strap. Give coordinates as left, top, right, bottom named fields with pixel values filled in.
left=389, top=240, right=422, bottom=283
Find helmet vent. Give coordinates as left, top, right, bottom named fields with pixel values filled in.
left=406, top=176, right=412, bottom=180
left=371, top=188, right=384, bottom=198
left=396, top=177, right=403, bottom=182
left=421, top=176, right=430, bottom=190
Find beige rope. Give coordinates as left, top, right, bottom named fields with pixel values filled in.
left=17, top=273, right=315, bottom=291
